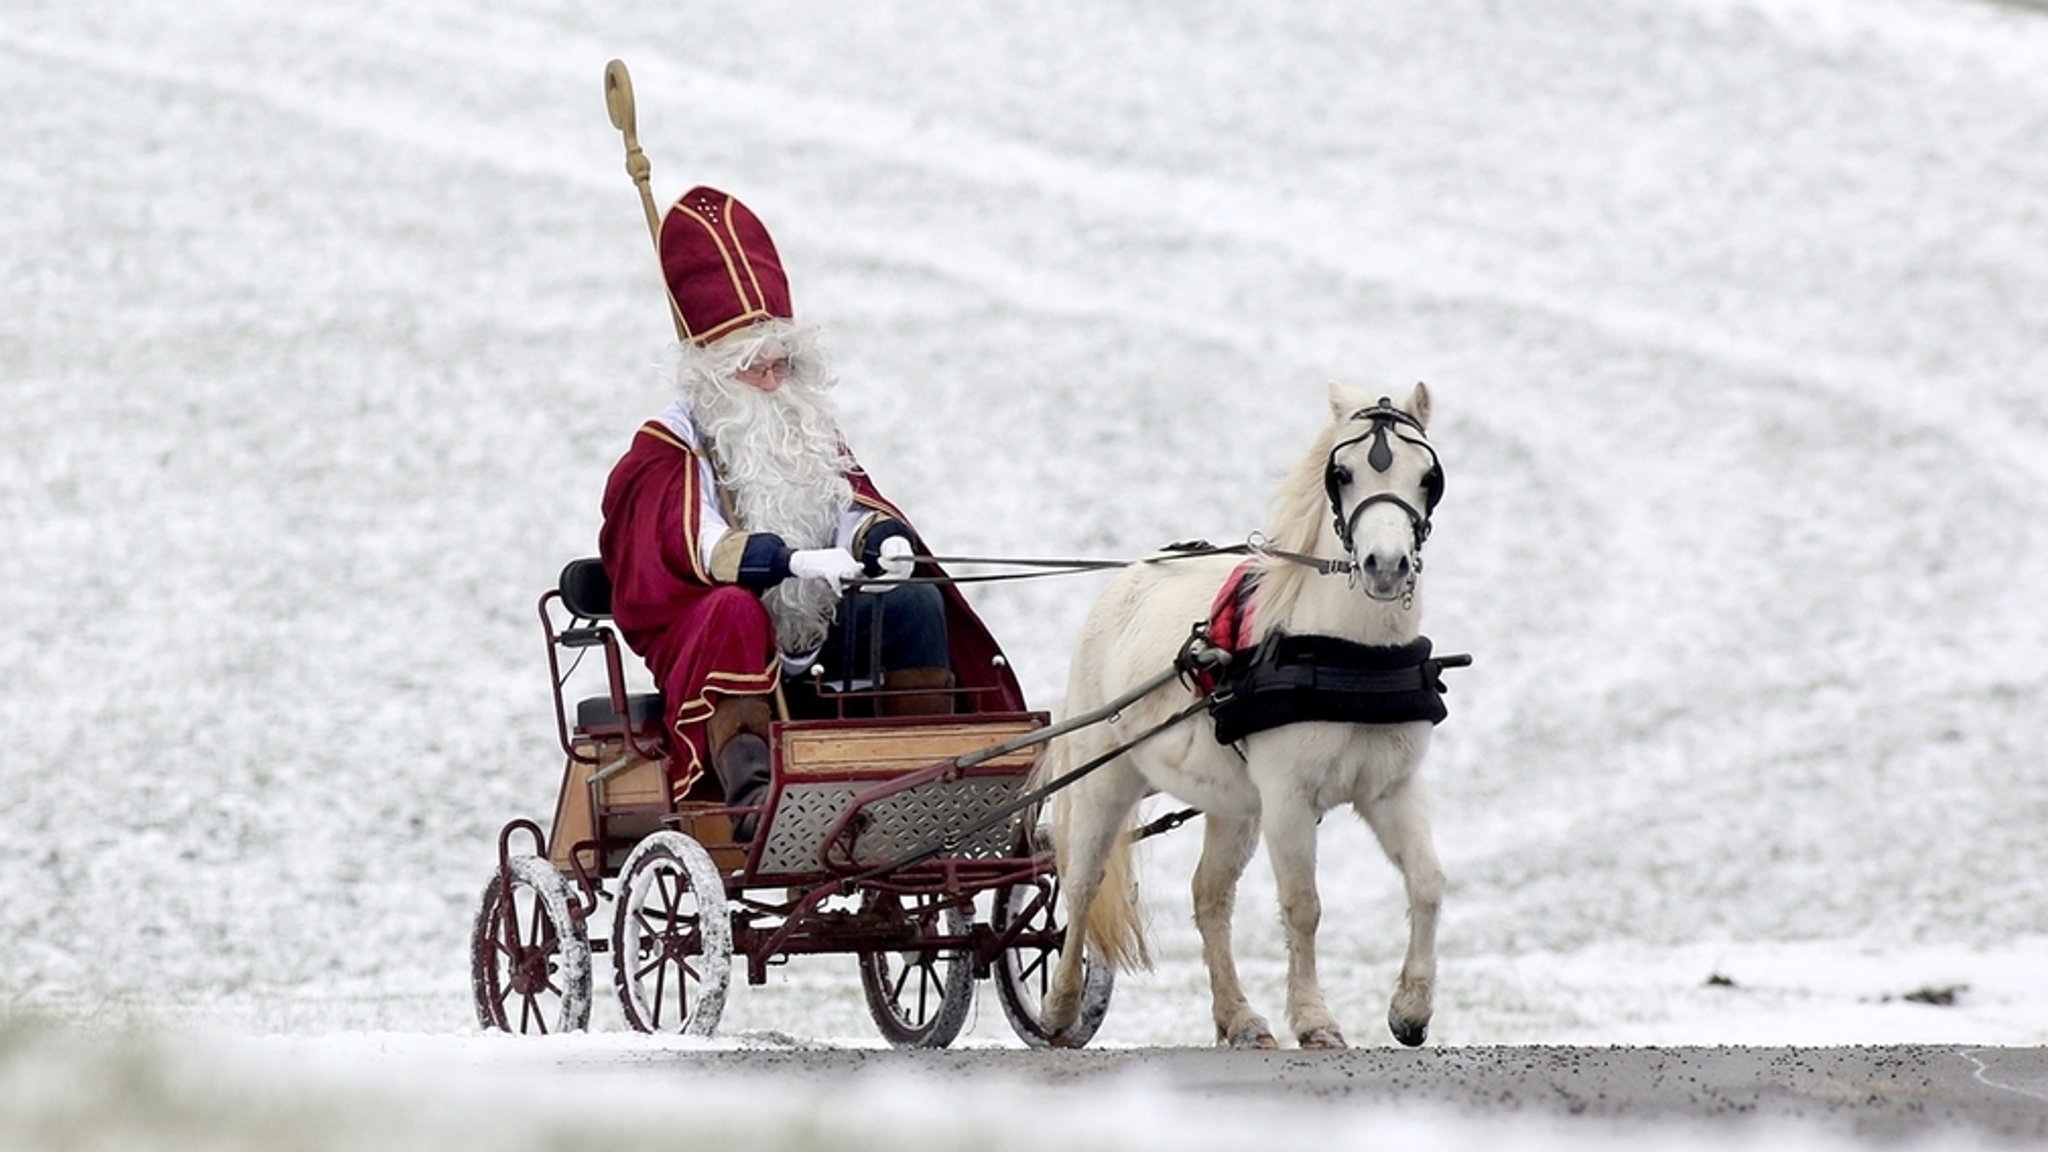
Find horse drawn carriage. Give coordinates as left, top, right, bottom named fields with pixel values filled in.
left=472, top=60, right=1464, bottom=1053
left=469, top=557, right=1115, bottom=1048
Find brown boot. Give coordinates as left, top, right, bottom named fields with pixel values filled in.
left=707, top=695, right=773, bottom=840
left=878, top=667, right=956, bottom=717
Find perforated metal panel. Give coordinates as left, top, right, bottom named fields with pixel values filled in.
left=755, top=775, right=1027, bottom=874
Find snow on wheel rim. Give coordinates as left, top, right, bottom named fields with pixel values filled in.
left=611, top=830, right=731, bottom=1037
left=470, top=853, right=593, bottom=1035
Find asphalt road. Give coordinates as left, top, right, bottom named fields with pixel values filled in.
left=617, top=1045, right=2048, bottom=1144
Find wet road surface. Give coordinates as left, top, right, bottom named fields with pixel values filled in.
left=618, top=1045, right=2048, bottom=1143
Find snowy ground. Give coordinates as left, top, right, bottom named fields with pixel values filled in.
left=3, top=0, right=2047, bottom=1147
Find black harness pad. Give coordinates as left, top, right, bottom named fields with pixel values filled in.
left=1208, top=633, right=1452, bottom=745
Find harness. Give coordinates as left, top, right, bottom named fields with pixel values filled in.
left=1190, top=560, right=1465, bottom=746
left=1207, top=633, right=1458, bottom=744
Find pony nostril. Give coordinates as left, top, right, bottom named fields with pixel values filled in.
left=1360, top=553, right=1412, bottom=580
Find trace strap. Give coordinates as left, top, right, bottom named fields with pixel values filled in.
left=835, top=644, right=1231, bottom=887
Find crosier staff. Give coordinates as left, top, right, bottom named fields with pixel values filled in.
left=607, top=62, right=801, bottom=720
left=604, top=59, right=688, bottom=343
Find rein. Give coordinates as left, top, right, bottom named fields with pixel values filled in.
left=855, top=536, right=1354, bottom=588
left=856, top=398, right=1443, bottom=592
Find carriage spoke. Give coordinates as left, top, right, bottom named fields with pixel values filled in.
left=673, top=963, right=693, bottom=1021
left=916, top=955, right=941, bottom=1017
left=632, top=907, right=668, bottom=940
left=652, top=953, right=672, bottom=1024
left=886, top=955, right=919, bottom=1015
left=1017, top=948, right=1050, bottom=990
left=1012, top=888, right=1050, bottom=925
left=484, top=933, right=517, bottom=964
left=656, top=872, right=685, bottom=918
left=497, top=888, right=527, bottom=959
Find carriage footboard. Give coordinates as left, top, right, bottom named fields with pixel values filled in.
left=752, top=715, right=1047, bottom=878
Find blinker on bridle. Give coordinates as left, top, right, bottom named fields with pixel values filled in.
left=1324, top=397, right=1444, bottom=557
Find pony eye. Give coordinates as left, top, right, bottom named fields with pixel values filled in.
left=1331, top=465, right=1353, bottom=486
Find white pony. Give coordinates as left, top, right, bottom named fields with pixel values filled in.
left=1037, top=381, right=1448, bottom=1049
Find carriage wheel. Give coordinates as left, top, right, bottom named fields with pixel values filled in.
left=611, top=830, right=732, bottom=1036
left=992, top=877, right=1114, bottom=1048
left=471, top=853, right=593, bottom=1034
left=856, top=892, right=975, bottom=1049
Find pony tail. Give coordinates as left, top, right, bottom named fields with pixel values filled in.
left=1086, top=821, right=1153, bottom=971
left=1038, top=740, right=1153, bottom=972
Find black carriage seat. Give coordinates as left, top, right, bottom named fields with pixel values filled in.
left=575, top=691, right=665, bottom=732
left=557, top=558, right=665, bottom=736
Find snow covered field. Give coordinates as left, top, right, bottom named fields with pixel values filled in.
left=4, top=0, right=2047, bottom=1147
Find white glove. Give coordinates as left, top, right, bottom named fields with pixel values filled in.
left=787, top=547, right=864, bottom=587
left=874, top=535, right=916, bottom=581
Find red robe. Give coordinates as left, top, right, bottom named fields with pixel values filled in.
left=599, top=421, right=1027, bottom=798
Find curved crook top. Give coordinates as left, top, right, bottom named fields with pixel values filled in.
left=604, top=59, right=638, bottom=138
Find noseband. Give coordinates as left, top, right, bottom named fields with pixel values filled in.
left=1325, top=399, right=1444, bottom=558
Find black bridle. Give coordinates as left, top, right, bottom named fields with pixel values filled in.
left=1324, top=398, right=1444, bottom=557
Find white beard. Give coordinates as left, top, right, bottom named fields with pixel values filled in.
left=681, top=347, right=852, bottom=656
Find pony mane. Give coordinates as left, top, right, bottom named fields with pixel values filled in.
left=1250, top=412, right=1342, bottom=629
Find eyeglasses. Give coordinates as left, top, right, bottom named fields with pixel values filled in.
left=734, top=356, right=796, bottom=385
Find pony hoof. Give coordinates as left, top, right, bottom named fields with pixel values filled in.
left=1297, top=1027, right=1347, bottom=1050
left=1219, top=1025, right=1279, bottom=1050
left=1388, top=1013, right=1429, bottom=1048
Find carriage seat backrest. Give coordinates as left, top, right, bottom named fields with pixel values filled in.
left=554, top=558, right=665, bottom=736
left=558, top=558, right=614, bottom=620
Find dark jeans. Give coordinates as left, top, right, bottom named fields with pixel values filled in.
left=808, top=583, right=949, bottom=690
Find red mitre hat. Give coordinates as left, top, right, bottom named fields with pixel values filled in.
left=658, top=187, right=792, bottom=346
